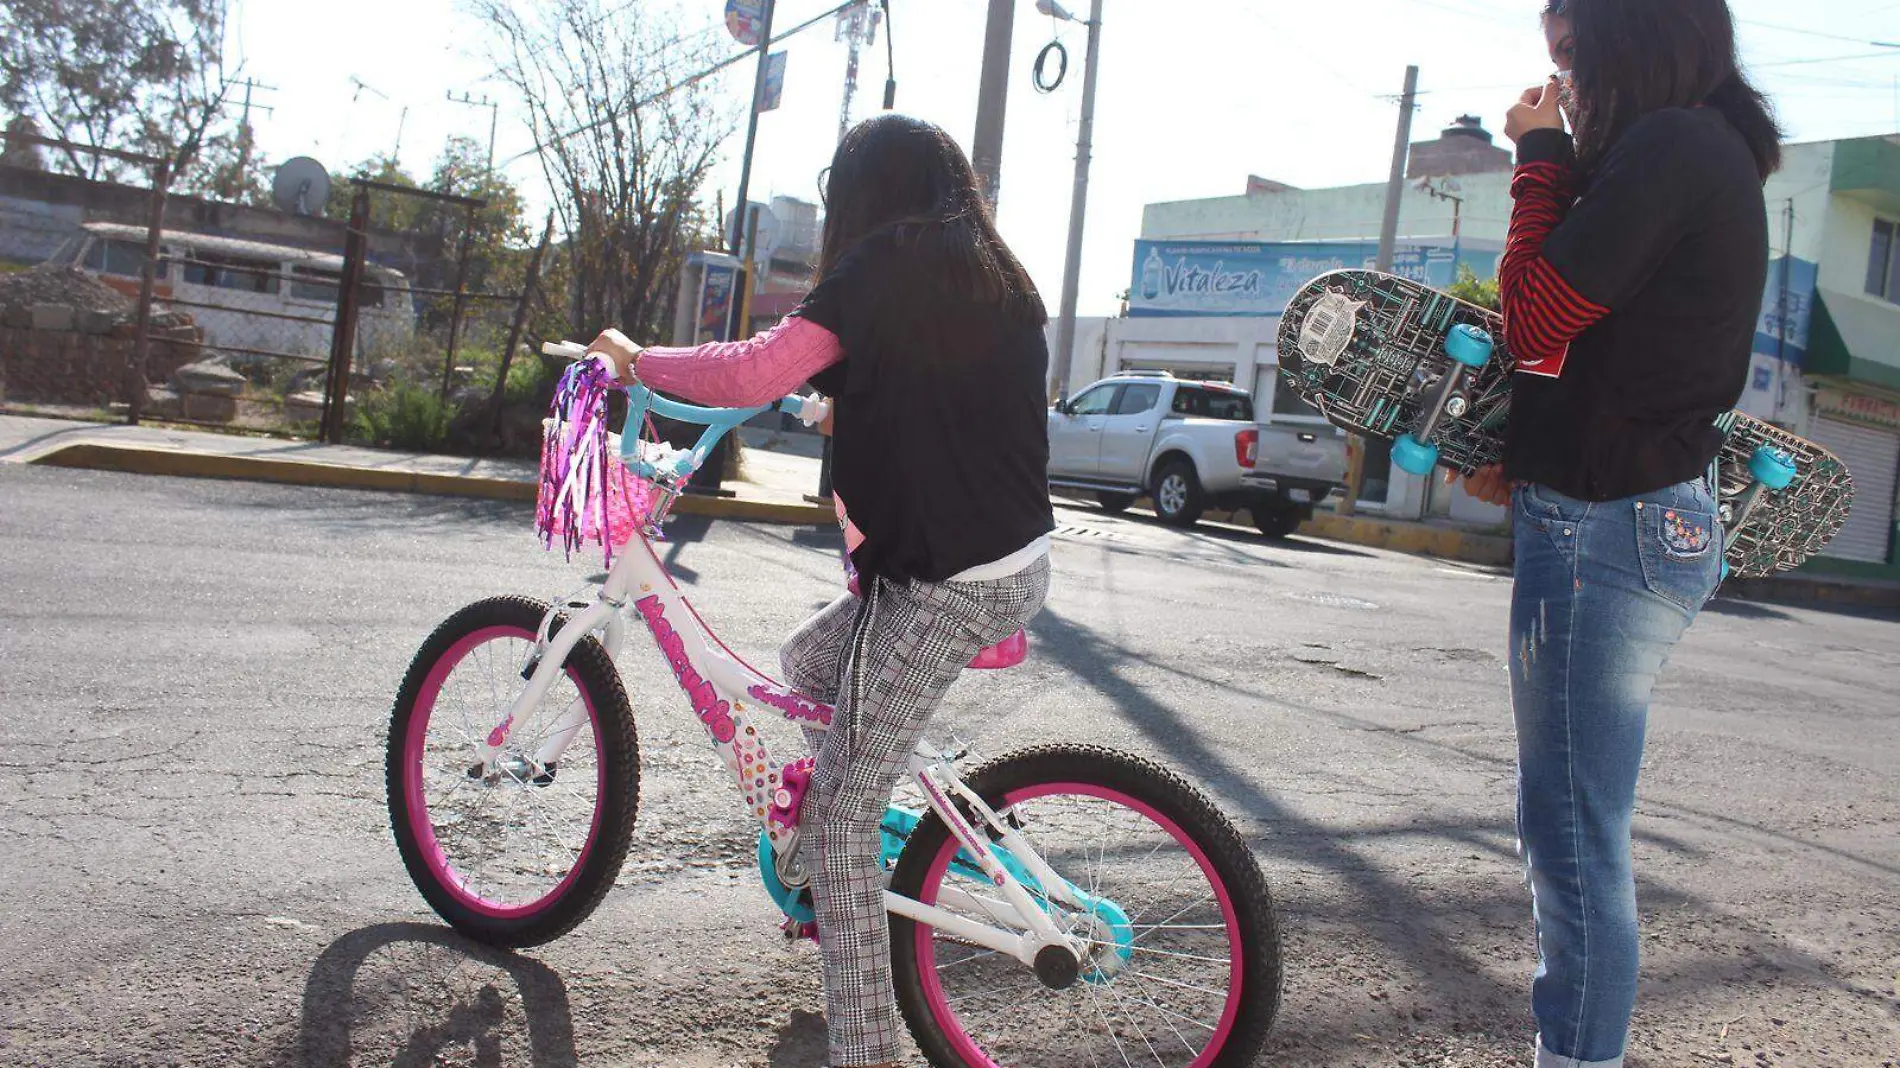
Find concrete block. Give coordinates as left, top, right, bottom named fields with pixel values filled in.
left=1, top=304, right=30, bottom=330
left=172, top=360, right=247, bottom=398
left=78, top=310, right=119, bottom=335
left=180, top=391, right=238, bottom=422
left=283, top=390, right=337, bottom=424
left=30, top=303, right=75, bottom=332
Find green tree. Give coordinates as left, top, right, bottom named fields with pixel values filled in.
left=470, top=0, right=735, bottom=342
left=1447, top=264, right=1501, bottom=311
left=0, top=0, right=244, bottom=187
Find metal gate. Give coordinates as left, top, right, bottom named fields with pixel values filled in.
left=1810, top=415, right=1899, bottom=563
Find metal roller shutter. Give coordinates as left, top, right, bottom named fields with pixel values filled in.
left=1809, top=415, right=1899, bottom=563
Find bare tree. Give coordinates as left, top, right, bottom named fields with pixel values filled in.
left=469, top=0, right=735, bottom=342
left=0, top=0, right=243, bottom=187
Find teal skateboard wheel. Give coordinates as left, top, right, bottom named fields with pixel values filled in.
left=1392, top=433, right=1440, bottom=476
left=1445, top=324, right=1494, bottom=369
left=1749, top=446, right=1797, bottom=490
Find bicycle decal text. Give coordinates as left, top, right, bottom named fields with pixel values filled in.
left=746, top=684, right=834, bottom=727
left=636, top=595, right=738, bottom=743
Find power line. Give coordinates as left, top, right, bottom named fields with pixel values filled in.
left=1738, top=18, right=1899, bottom=49
left=500, top=0, right=860, bottom=167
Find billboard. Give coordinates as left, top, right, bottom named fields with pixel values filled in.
left=1128, top=239, right=1500, bottom=318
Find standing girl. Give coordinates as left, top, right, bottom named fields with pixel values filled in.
left=1457, top=2, right=1782, bottom=1065
left=588, top=113, right=1054, bottom=1068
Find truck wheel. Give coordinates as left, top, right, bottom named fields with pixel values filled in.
left=1097, top=492, right=1136, bottom=514
left=1152, top=461, right=1206, bottom=528
left=1253, top=505, right=1302, bottom=540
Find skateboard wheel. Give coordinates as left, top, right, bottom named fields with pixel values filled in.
left=1392, top=433, right=1440, bottom=477
left=1445, top=325, right=1495, bottom=368
left=1749, top=446, right=1797, bottom=490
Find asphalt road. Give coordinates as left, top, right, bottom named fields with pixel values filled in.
left=1, top=464, right=1895, bottom=1067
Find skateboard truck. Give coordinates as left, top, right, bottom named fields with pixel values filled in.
left=1391, top=324, right=1494, bottom=477
left=1720, top=446, right=1799, bottom=566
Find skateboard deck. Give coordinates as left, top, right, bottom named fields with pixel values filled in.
left=1276, top=269, right=1855, bottom=578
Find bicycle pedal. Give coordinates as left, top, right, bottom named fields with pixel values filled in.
left=779, top=917, right=819, bottom=945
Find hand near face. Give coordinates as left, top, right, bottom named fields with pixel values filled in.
left=1504, top=76, right=1566, bottom=144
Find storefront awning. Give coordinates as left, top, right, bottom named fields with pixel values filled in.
left=1807, top=289, right=1900, bottom=393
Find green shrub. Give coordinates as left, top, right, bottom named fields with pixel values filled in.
left=351, top=382, right=452, bottom=450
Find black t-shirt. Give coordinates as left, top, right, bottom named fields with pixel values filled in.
left=1506, top=110, right=1768, bottom=500
left=793, top=230, right=1055, bottom=584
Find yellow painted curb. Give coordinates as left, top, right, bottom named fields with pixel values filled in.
left=30, top=442, right=836, bottom=525
left=1304, top=511, right=1512, bottom=567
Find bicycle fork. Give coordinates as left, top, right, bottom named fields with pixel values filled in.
left=472, top=594, right=626, bottom=778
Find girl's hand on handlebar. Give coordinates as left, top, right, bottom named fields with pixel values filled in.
left=586, top=328, right=643, bottom=382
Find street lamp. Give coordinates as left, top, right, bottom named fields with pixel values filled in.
left=1043, top=0, right=1103, bottom=407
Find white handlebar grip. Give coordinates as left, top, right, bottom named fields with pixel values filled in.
left=542, top=340, right=589, bottom=360
left=797, top=395, right=831, bottom=427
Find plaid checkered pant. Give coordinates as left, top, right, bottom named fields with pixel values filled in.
left=779, top=557, right=1050, bottom=1067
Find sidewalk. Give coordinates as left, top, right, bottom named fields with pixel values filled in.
left=0, top=413, right=835, bottom=524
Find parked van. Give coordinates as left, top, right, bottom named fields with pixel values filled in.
left=49, top=223, right=414, bottom=363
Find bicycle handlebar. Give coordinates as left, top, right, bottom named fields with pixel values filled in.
left=542, top=340, right=829, bottom=482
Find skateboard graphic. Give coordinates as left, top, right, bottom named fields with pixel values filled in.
left=1276, top=270, right=1856, bottom=578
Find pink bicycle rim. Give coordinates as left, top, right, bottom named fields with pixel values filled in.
left=914, top=781, right=1245, bottom=1068
left=404, top=624, right=605, bottom=919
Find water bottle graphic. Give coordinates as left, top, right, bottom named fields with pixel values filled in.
left=1140, top=248, right=1165, bottom=302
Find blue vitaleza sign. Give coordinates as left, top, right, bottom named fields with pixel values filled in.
left=1128, top=240, right=1500, bottom=318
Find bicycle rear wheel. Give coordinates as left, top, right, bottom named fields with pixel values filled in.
left=385, top=595, right=639, bottom=947
left=889, top=745, right=1281, bottom=1068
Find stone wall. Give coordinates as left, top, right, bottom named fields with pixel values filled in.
left=0, top=322, right=203, bottom=407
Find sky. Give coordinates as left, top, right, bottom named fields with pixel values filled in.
left=233, top=0, right=1900, bottom=318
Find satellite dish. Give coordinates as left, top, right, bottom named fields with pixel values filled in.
left=272, top=157, right=332, bottom=217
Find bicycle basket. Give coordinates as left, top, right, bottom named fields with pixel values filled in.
left=535, top=360, right=670, bottom=563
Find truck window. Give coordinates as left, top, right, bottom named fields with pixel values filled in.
left=1069, top=384, right=1117, bottom=416
left=1270, top=384, right=1324, bottom=419
left=1171, top=387, right=1253, bottom=421
left=1113, top=383, right=1161, bottom=415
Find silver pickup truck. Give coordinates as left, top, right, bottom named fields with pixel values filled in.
left=1048, top=371, right=1346, bottom=536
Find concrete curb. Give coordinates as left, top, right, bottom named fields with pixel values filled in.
left=28, top=442, right=838, bottom=526
left=1303, top=511, right=1513, bottom=567
left=1721, top=574, right=1900, bottom=611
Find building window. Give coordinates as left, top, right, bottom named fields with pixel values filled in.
left=1869, top=218, right=1899, bottom=304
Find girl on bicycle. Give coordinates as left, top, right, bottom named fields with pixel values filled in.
left=1455, top=1, right=1780, bottom=1065
left=588, top=113, right=1054, bottom=1068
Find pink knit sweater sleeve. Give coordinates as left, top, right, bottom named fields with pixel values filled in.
left=633, top=315, right=844, bottom=407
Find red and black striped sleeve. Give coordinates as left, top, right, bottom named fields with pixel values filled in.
left=1499, top=114, right=1714, bottom=380
left=1499, top=131, right=1605, bottom=379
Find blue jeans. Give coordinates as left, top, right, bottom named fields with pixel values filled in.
left=1510, top=479, right=1723, bottom=1068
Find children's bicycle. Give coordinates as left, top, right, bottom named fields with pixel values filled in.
left=384, top=345, right=1283, bottom=1067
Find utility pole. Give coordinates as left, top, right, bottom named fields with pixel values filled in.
left=1375, top=65, right=1419, bottom=273
left=228, top=78, right=275, bottom=199
left=446, top=90, right=500, bottom=179
left=1342, top=63, right=1419, bottom=517
left=971, top=0, right=1016, bottom=205
left=1774, top=197, right=1795, bottom=424
left=1049, top=0, right=1103, bottom=407
left=727, top=0, right=779, bottom=340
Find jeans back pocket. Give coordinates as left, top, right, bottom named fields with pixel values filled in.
left=1635, top=494, right=1721, bottom=613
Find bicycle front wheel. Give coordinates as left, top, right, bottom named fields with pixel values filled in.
left=385, top=595, right=639, bottom=948
left=889, top=745, right=1281, bottom=1068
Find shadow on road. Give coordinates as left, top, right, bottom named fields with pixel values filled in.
left=297, top=921, right=577, bottom=1068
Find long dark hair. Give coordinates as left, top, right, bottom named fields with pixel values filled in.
left=816, top=114, right=1046, bottom=325
left=1545, top=0, right=1781, bottom=180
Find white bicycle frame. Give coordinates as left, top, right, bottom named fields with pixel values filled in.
left=484, top=357, right=1094, bottom=969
